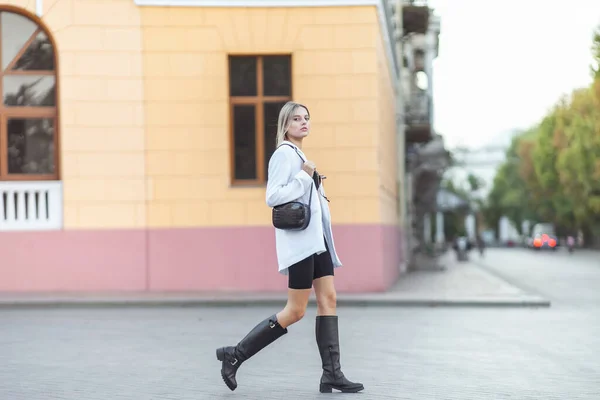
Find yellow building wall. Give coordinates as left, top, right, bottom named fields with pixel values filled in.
left=375, top=18, right=401, bottom=226
left=5, top=1, right=400, bottom=229
left=28, top=0, right=147, bottom=229
left=141, top=6, right=393, bottom=228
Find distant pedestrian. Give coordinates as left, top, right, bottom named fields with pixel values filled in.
left=567, top=235, right=575, bottom=253
left=477, top=234, right=485, bottom=257
left=215, top=101, right=364, bottom=394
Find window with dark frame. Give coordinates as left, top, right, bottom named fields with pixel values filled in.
left=229, top=55, right=292, bottom=185
left=0, top=10, right=58, bottom=181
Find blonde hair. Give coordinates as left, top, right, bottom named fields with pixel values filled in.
left=275, top=101, right=310, bottom=148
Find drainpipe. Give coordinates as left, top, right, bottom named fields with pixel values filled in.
left=36, top=0, right=43, bottom=17
left=396, top=0, right=410, bottom=271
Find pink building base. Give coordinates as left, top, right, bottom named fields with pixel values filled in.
left=0, top=225, right=403, bottom=293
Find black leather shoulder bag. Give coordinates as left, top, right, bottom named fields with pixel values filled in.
left=271, top=144, right=313, bottom=231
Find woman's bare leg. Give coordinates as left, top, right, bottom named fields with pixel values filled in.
left=276, top=288, right=312, bottom=328
left=313, top=276, right=336, bottom=316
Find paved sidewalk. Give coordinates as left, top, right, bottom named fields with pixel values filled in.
left=0, top=253, right=550, bottom=308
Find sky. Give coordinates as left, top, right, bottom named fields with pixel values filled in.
left=427, top=0, right=600, bottom=151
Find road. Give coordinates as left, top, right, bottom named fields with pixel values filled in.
left=477, top=247, right=600, bottom=309
left=1, top=249, right=599, bottom=399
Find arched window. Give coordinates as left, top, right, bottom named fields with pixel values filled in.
left=0, top=8, right=58, bottom=181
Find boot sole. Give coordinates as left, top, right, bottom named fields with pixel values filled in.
left=216, top=347, right=237, bottom=392
left=320, top=383, right=365, bottom=393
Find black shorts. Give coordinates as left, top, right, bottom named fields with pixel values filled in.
left=287, top=238, right=334, bottom=290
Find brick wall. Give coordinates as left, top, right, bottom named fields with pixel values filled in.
left=375, top=16, right=401, bottom=226
left=43, top=0, right=146, bottom=228
left=140, top=5, right=386, bottom=228
left=8, top=1, right=400, bottom=230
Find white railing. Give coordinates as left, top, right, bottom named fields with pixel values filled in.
left=0, top=181, right=63, bottom=231
left=404, top=0, right=429, bottom=6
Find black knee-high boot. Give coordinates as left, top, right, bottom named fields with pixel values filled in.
left=216, top=314, right=287, bottom=391
left=315, top=315, right=364, bottom=393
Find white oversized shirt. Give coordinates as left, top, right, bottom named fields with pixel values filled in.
left=265, top=141, right=342, bottom=274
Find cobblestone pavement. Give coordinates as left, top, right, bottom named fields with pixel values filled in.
left=2, top=299, right=599, bottom=399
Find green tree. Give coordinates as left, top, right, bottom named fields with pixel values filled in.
left=530, top=104, right=576, bottom=228
left=515, top=132, right=545, bottom=221
left=482, top=131, right=539, bottom=235
left=466, top=173, right=484, bottom=192
left=553, top=88, right=600, bottom=235
left=591, top=26, right=600, bottom=80
left=484, top=26, right=600, bottom=245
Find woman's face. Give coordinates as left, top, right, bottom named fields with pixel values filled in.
left=286, top=106, right=310, bottom=141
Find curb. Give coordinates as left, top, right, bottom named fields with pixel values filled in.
left=471, top=258, right=553, bottom=303
left=0, top=295, right=551, bottom=309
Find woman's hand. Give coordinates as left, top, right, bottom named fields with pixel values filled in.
left=302, top=161, right=316, bottom=176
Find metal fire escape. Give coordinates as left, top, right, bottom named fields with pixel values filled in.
left=400, top=0, right=448, bottom=270
left=406, top=135, right=450, bottom=269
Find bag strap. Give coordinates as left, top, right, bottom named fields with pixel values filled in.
left=279, top=143, right=313, bottom=205
left=278, top=143, right=306, bottom=162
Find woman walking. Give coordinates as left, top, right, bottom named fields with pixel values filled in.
left=215, top=101, right=364, bottom=394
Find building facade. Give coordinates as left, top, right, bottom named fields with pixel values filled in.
left=399, top=1, right=446, bottom=268
left=0, top=0, right=431, bottom=293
